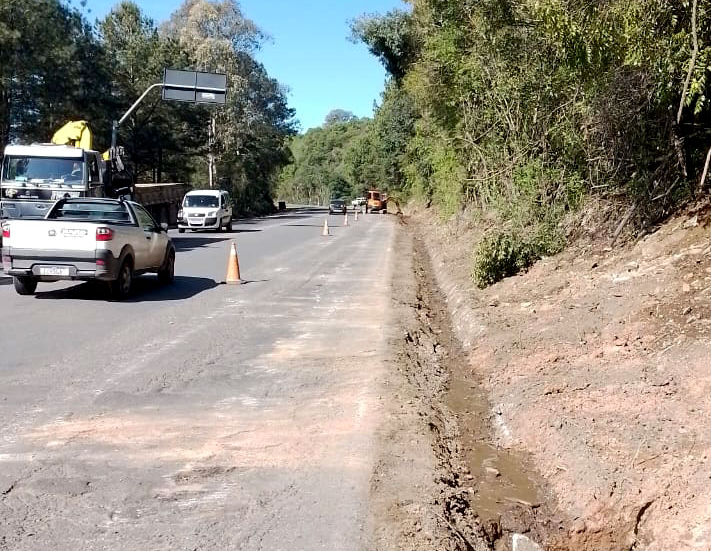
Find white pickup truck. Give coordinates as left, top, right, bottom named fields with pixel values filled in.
left=1, top=198, right=175, bottom=299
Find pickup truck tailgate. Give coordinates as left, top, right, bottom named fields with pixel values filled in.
left=3, top=220, right=106, bottom=278
left=7, top=220, right=97, bottom=252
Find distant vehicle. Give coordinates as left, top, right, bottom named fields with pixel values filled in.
left=177, top=189, right=232, bottom=233
left=366, top=190, right=387, bottom=214
left=2, top=198, right=175, bottom=299
left=329, top=199, right=347, bottom=215
left=351, top=197, right=366, bottom=208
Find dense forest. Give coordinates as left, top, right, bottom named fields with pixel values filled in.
left=276, top=102, right=414, bottom=206
left=280, top=0, right=711, bottom=286
left=0, top=0, right=296, bottom=214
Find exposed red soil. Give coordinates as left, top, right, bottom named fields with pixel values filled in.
left=413, top=201, right=711, bottom=550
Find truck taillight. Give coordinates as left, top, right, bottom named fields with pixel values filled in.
left=1, top=225, right=9, bottom=239
left=96, top=227, right=113, bottom=241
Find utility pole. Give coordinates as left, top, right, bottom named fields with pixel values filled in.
left=208, top=115, right=216, bottom=188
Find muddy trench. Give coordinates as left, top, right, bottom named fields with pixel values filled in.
left=401, top=230, right=573, bottom=551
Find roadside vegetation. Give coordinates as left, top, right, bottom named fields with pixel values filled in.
left=282, top=0, right=711, bottom=286
left=276, top=94, right=415, bottom=206
left=0, top=0, right=296, bottom=215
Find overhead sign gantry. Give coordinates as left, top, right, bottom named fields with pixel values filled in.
left=110, top=69, right=228, bottom=151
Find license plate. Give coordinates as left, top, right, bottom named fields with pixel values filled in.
left=61, top=228, right=88, bottom=237
left=39, top=266, right=70, bottom=276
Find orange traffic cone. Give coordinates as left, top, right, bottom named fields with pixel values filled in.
left=344, top=212, right=349, bottom=226
left=226, top=242, right=243, bottom=284
left=322, top=218, right=330, bottom=236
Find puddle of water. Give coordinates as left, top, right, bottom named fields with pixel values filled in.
left=448, top=377, right=540, bottom=522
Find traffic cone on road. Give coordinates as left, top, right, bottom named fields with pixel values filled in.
left=226, top=242, right=243, bottom=285
left=344, top=212, right=349, bottom=226
left=322, top=218, right=330, bottom=236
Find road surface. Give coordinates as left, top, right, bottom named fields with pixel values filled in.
left=0, top=207, right=398, bottom=550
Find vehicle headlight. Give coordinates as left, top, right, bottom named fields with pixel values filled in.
left=178, top=209, right=183, bottom=218
left=207, top=211, right=217, bottom=217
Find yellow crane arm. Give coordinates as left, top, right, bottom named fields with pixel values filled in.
left=51, top=120, right=93, bottom=150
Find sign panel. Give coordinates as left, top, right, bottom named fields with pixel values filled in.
left=162, top=69, right=227, bottom=104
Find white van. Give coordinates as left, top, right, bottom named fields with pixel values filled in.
left=178, top=189, right=233, bottom=233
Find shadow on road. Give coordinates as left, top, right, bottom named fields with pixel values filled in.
left=234, top=207, right=326, bottom=224
left=33, top=276, right=218, bottom=302
left=0, top=277, right=11, bottom=286
left=173, top=236, right=234, bottom=252
left=261, top=213, right=320, bottom=221
left=217, top=278, right=269, bottom=286
left=126, top=276, right=218, bottom=302
left=285, top=224, right=342, bottom=228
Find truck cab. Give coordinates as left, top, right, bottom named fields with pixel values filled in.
left=1, top=144, right=105, bottom=220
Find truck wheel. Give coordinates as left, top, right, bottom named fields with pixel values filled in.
left=157, top=250, right=175, bottom=285
left=13, top=276, right=37, bottom=295
left=178, top=228, right=185, bottom=234
left=223, top=219, right=231, bottom=232
left=110, top=259, right=133, bottom=300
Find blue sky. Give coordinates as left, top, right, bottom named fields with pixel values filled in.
left=80, top=0, right=406, bottom=131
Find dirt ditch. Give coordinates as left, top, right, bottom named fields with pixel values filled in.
left=402, top=202, right=711, bottom=551
left=371, top=217, right=582, bottom=550
left=408, top=231, right=571, bottom=550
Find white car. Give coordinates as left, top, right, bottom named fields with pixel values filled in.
left=352, top=197, right=366, bottom=208
left=178, top=189, right=232, bottom=232
left=1, top=198, right=175, bottom=299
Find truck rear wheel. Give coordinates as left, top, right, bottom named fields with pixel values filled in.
left=157, top=250, right=175, bottom=285
left=13, top=276, right=37, bottom=296
left=110, top=259, right=133, bottom=300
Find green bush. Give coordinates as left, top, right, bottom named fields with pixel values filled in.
left=472, top=225, right=565, bottom=288
left=473, top=231, right=523, bottom=288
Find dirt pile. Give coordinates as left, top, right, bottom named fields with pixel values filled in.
left=411, top=202, right=711, bottom=550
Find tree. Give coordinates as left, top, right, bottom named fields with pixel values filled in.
left=277, top=117, right=382, bottom=204
left=163, top=0, right=295, bottom=212
left=350, top=10, right=416, bottom=82
left=0, top=0, right=111, bottom=150
left=324, top=109, right=356, bottom=126
left=100, top=2, right=200, bottom=183
left=352, top=0, right=711, bottom=240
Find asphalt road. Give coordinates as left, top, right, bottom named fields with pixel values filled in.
left=0, top=207, right=397, bottom=550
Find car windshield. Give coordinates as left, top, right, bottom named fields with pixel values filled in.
left=184, top=195, right=219, bottom=208
left=2, top=155, right=84, bottom=184
left=331, top=200, right=343, bottom=205
left=49, top=202, right=132, bottom=223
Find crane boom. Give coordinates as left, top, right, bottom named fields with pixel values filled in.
left=51, top=120, right=93, bottom=150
